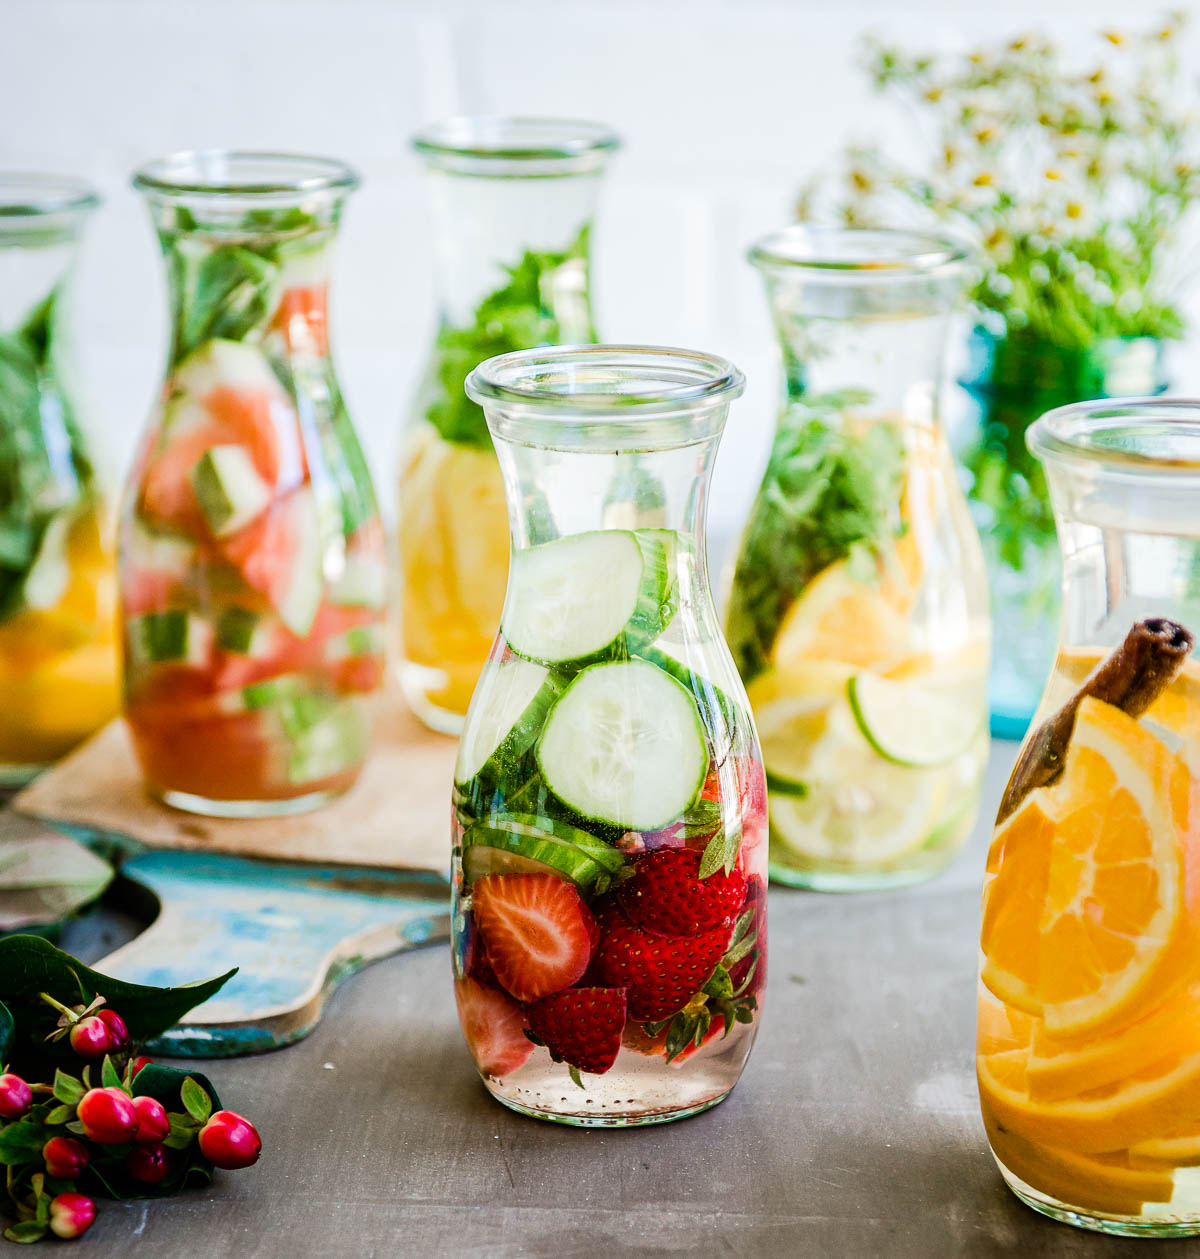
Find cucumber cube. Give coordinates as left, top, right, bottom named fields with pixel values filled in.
left=191, top=445, right=273, bottom=538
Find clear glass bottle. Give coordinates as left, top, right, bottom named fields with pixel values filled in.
left=452, top=346, right=766, bottom=1126
left=725, top=227, right=991, bottom=890
left=978, top=398, right=1200, bottom=1238
left=123, top=152, right=386, bottom=817
left=398, top=117, right=619, bottom=734
left=0, top=175, right=119, bottom=781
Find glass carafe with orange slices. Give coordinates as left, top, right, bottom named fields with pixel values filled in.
left=725, top=228, right=990, bottom=890
left=0, top=176, right=119, bottom=781
left=977, top=399, right=1200, bottom=1237
left=397, top=118, right=619, bottom=733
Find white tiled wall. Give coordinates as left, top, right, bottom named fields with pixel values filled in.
left=6, top=0, right=1200, bottom=548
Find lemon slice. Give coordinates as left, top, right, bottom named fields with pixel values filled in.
left=748, top=665, right=848, bottom=792
left=768, top=704, right=948, bottom=865
left=847, top=669, right=986, bottom=767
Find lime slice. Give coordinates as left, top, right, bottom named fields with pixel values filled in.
left=847, top=670, right=985, bottom=768
left=768, top=703, right=949, bottom=866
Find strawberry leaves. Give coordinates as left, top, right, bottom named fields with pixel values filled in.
left=699, top=826, right=741, bottom=879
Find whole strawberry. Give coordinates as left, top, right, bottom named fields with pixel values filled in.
left=618, top=847, right=746, bottom=937
left=527, top=987, right=627, bottom=1075
left=594, top=903, right=729, bottom=1021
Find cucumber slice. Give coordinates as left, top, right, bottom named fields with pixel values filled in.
left=328, top=552, right=387, bottom=609
left=274, top=489, right=324, bottom=637
left=191, top=445, right=273, bottom=538
left=215, top=606, right=278, bottom=657
left=325, top=623, right=386, bottom=661
left=847, top=671, right=985, bottom=768
left=461, top=815, right=624, bottom=890
left=536, top=659, right=707, bottom=831
left=501, top=530, right=671, bottom=666
left=236, top=674, right=311, bottom=712
left=636, top=644, right=747, bottom=731
left=276, top=694, right=369, bottom=785
left=127, top=610, right=211, bottom=667
left=455, top=658, right=558, bottom=786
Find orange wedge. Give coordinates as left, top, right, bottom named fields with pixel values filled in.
left=980, top=697, right=1187, bottom=1037
left=984, top=1117, right=1175, bottom=1215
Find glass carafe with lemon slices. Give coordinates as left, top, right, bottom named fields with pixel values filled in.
left=726, top=228, right=990, bottom=890
left=978, top=399, right=1200, bottom=1238
left=397, top=119, right=620, bottom=734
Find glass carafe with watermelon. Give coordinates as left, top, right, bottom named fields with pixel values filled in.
left=398, top=117, right=619, bottom=733
left=123, top=152, right=385, bottom=816
left=726, top=227, right=991, bottom=890
left=452, top=346, right=767, bottom=1126
left=0, top=175, right=118, bottom=780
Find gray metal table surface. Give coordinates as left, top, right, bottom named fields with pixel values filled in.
left=50, top=740, right=1200, bottom=1258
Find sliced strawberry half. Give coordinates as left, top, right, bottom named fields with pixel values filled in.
left=454, top=976, right=533, bottom=1080
left=593, top=902, right=729, bottom=1022
left=526, top=987, right=627, bottom=1076
left=618, top=847, right=747, bottom=938
left=471, top=874, right=596, bottom=1003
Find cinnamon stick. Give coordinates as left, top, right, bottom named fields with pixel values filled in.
left=996, top=617, right=1194, bottom=823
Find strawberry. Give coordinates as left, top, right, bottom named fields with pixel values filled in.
left=454, top=976, right=534, bottom=1079
left=618, top=847, right=746, bottom=937
left=472, top=874, right=596, bottom=1002
left=526, top=987, right=627, bottom=1075
left=593, top=902, right=729, bottom=1021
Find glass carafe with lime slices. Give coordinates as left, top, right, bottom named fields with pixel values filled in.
left=398, top=118, right=619, bottom=734
left=978, top=399, right=1200, bottom=1238
left=452, top=346, right=767, bottom=1126
left=0, top=175, right=119, bottom=781
left=123, top=152, right=386, bottom=817
left=726, top=227, right=990, bottom=890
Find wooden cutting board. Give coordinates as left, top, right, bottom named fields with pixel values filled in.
left=12, top=695, right=458, bottom=1056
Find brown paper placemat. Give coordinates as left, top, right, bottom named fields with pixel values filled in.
left=13, top=697, right=456, bottom=875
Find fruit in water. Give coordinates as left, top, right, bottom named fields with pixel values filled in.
left=618, top=846, right=746, bottom=937
left=197, top=1110, right=263, bottom=1171
left=593, top=902, right=729, bottom=1021
left=43, top=1136, right=89, bottom=1180
left=454, top=975, right=534, bottom=1080
left=526, top=987, right=627, bottom=1075
left=471, top=873, right=596, bottom=1002
left=48, top=1192, right=95, bottom=1240
left=77, top=1087, right=139, bottom=1145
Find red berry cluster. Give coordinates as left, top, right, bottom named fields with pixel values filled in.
left=1, top=994, right=261, bottom=1245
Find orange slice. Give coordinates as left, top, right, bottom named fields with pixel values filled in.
left=980, top=697, right=1186, bottom=1037
left=984, top=1117, right=1175, bottom=1214
left=1130, top=1128, right=1200, bottom=1169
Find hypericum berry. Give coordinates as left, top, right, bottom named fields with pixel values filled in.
left=124, top=1142, right=170, bottom=1184
left=69, top=1015, right=115, bottom=1060
left=0, top=1072, right=32, bottom=1119
left=198, top=1110, right=262, bottom=1170
left=129, top=1056, right=153, bottom=1080
left=77, top=1086, right=139, bottom=1145
left=132, top=1094, right=170, bottom=1145
left=43, top=1136, right=90, bottom=1180
left=96, top=1008, right=130, bottom=1051
left=48, top=1193, right=95, bottom=1240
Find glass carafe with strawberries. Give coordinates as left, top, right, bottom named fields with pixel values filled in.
left=0, top=175, right=119, bottom=780
left=977, top=399, right=1200, bottom=1237
left=398, top=118, right=619, bottom=733
left=123, top=152, right=385, bottom=816
left=726, top=227, right=991, bottom=890
left=452, top=346, right=766, bottom=1125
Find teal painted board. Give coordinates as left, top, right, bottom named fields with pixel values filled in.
left=94, top=850, right=449, bottom=1057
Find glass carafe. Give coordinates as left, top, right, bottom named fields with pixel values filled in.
left=452, top=346, right=767, bottom=1126
left=978, top=398, right=1200, bottom=1238
left=397, top=117, right=619, bottom=733
left=123, top=152, right=385, bottom=817
left=725, top=227, right=991, bottom=890
left=0, top=175, right=118, bottom=781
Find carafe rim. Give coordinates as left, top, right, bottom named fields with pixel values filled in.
left=132, top=150, right=359, bottom=202
left=1029, top=395, right=1200, bottom=478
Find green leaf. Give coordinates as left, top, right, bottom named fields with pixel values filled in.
left=698, top=831, right=728, bottom=880
left=175, top=245, right=277, bottom=362
left=0, top=935, right=235, bottom=1076
left=0, top=999, right=13, bottom=1063
left=730, top=957, right=759, bottom=998
left=3, top=1220, right=47, bottom=1244
left=52, top=1069, right=85, bottom=1105
left=43, top=1104, right=72, bottom=1125
left=100, top=1055, right=121, bottom=1090
left=0, top=823, right=114, bottom=932
left=567, top=1064, right=585, bottom=1090
left=180, top=1076, right=212, bottom=1124
left=723, top=929, right=758, bottom=970
left=702, top=966, right=734, bottom=1000
left=0, top=1119, right=48, bottom=1165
